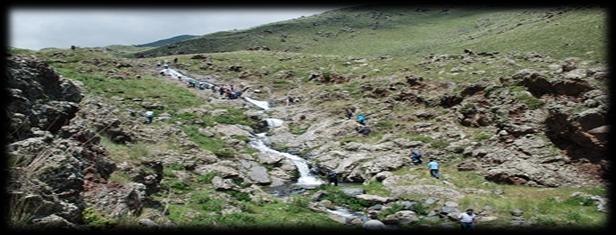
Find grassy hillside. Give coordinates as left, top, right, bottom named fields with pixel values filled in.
left=136, top=34, right=199, bottom=47
left=136, top=6, right=606, bottom=62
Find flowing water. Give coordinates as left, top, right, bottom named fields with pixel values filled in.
left=244, top=97, right=270, bottom=110
left=250, top=133, right=324, bottom=188
left=161, top=71, right=369, bottom=225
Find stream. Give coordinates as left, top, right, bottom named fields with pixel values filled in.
left=162, top=67, right=370, bottom=225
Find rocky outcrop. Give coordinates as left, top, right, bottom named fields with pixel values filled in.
left=7, top=55, right=83, bottom=142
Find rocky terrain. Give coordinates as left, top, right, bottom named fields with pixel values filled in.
left=6, top=6, right=608, bottom=231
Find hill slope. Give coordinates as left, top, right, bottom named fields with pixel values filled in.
left=135, top=6, right=606, bottom=61
left=136, top=34, right=199, bottom=48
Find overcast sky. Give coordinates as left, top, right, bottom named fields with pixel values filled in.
left=9, top=8, right=338, bottom=50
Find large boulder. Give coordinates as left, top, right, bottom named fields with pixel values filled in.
left=383, top=210, right=419, bottom=225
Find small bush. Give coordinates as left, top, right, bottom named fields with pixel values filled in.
left=168, top=180, right=190, bottom=191
left=410, top=202, right=429, bottom=216
left=214, top=148, right=235, bottom=158
left=198, top=172, right=217, bottom=184
left=225, top=190, right=252, bottom=202
left=82, top=207, right=116, bottom=228
left=564, top=196, right=595, bottom=207
left=430, top=139, right=449, bottom=149
left=379, top=203, right=404, bottom=219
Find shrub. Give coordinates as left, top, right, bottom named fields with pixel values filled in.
left=379, top=203, right=404, bottom=219
left=225, top=190, right=251, bottom=202
left=198, top=172, right=217, bottom=184
left=82, top=207, right=116, bottom=228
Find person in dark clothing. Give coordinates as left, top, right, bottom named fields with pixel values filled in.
left=410, top=148, right=423, bottom=165
left=173, top=58, right=178, bottom=64
left=345, top=108, right=355, bottom=119
left=327, top=171, right=338, bottom=186
left=356, top=124, right=371, bottom=136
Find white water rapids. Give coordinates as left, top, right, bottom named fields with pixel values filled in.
left=243, top=97, right=270, bottom=110
left=159, top=66, right=368, bottom=224
left=250, top=133, right=324, bottom=188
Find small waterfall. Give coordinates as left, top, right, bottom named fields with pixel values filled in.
left=250, top=133, right=323, bottom=188
left=244, top=97, right=270, bottom=110
left=264, top=118, right=284, bottom=128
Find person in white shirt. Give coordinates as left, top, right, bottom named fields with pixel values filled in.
left=458, top=208, right=476, bottom=230
left=145, top=111, right=154, bottom=124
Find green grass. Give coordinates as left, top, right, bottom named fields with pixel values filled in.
left=54, top=68, right=201, bottom=111
left=197, top=172, right=218, bottom=184
left=181, top=126, right=226, bottom=153
left=289, top=122, right=310, bottom=135
left=82, top=207, right=117, bottom=228
left=319, top=185, right=372, bottom=211
left=510, top=86, right=545, bottom=109
left=472, top=129, right=492, bottom=142
left=362, top=180, right=391, bottom=197
left=137, top=7, right=605, bottom=62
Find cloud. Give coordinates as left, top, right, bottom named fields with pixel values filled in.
left=9, top=8, right=336, bottom=50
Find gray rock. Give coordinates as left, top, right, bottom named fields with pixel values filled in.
left=138, top=218, right=159, bottom=227
left=342, top=188, right=365, bottom=197
left=246, top=162, right=271, bottom=185
left=424, top=197, right=439, bottom=206
left=398, top=200, right=417, bottom=210
left=383, top=210, right=418, bottom=225
left=211, top=176, right=237, bottom=191
left=368, top=204, right=383, bottom=210
left=363, top=219, right=386, bottom=230
left=373, top=171, right=393, bottom=182
left=32, top=214, right=76, bottom=228
left=355, top=194, right=393, bottom=204
left=511, top=208, right=523, bottom=217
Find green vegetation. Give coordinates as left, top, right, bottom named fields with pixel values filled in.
left=138, top=7, right=606, bottom=62
left=54, top=68, right=201, bottom=111
left=82, top=207, right=116, bottom=228
left=362, top=180, right=391, bottom=197
left=289, top=122, right=310, bottom=135
left=509, top=85, right=545, bottom=109
left=320, top=185, right=372, bottom=211
left=378, top=203, right=404, bottom=220
left=472, top=129, right=492, bottom=142
left=198, top=172, right=218, bottom=184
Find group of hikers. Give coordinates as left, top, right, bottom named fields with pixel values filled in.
left=144, top=61, right=251, bottom=124
left=151, top=60, right=474, bottom=230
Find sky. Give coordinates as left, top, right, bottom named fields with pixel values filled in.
left=9, top=8, right=338, bottom=50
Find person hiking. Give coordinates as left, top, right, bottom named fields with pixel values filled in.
left=458, top=209, right=477, bottom=230
left=144, top=111, right=154, bottom=124
left=187, top=79, right=197, bottom=88
left=345, top=107, right=355, bottom=120
left=327, top=171, right=338, bottom=186
left=356, top=114, right=366, bottom=125
left=410, top=148, right=423, bottom=165
left=173, top=57, right=178, bottom=64
left=427, top=158, right=440, bottom=179
left=356, top=124, right=371, bottom=136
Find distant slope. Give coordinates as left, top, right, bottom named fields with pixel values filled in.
left=135, top=6, right=606, bottom=61
left=136, top=34, right=199, bottom=48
